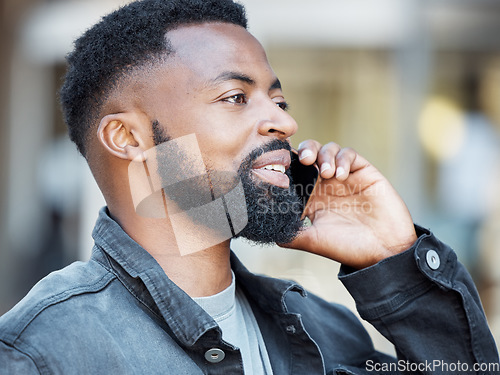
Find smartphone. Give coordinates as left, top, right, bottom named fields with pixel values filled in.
left=290, top=149, right=320, bottom=217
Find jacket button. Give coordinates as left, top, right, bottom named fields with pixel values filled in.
left=205, top=348, right=225, bottom=363
left=426, top=250, right=440, bottom=270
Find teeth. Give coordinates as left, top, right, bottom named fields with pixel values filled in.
left=261, top=164, right=286, bottom=173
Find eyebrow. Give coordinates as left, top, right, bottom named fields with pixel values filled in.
left=213, top=71, right=255, bottom=85
left=209, top=71, right=282, bottom=91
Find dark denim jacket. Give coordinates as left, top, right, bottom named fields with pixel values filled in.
left=0, top=207, right=498, bottom=374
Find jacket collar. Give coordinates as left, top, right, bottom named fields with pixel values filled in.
left=91, top=207, right=305, bottom=347
left=230, top=252, right=307, bottom=313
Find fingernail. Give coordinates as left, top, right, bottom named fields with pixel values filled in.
left=299, top=149, right=313, bottom=160
left=336, top=167, right=345, bottom=177
left=320, top=163, right=332, bottom=173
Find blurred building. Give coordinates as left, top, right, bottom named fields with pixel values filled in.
left=1, top=0, right=500, bottom=353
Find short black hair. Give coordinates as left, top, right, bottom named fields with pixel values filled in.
left=59, top=0, right=247, bottom=157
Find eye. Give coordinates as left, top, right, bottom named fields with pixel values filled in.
left=223, top=93, right=247, bottom=105
left=276, top=101, right=289, bottom=111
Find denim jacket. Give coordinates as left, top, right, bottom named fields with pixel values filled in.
left=0, top=207, right=498, bottom=374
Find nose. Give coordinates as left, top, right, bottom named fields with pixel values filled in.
left=257, top=101, right=298, bottom=139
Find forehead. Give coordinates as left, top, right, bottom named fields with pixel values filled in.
left=164, top=22, right=272, bottom=82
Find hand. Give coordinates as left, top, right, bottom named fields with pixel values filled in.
left=283, top=140, right=418, bottom=269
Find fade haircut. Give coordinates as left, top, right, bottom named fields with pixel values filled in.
left=59, top=0, right=247, bottom=157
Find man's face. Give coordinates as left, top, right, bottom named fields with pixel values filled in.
left=138, top=23, right=303, bottom=243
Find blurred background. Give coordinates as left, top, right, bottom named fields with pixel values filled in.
left=1, top=0, right=500, bottom=354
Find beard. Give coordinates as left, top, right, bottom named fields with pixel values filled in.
left=235, top=139, right=304, bottom=244
left=151, top=121, right=303, bottom=245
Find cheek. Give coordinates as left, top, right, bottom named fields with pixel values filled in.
left=185, top=109, right=255, bottom=170
left=197, top=132, right=249, bottom=172
left=160, top=105, right=256, bottom=171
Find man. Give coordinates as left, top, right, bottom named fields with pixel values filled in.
left=0, top=0, right=497, bottom=374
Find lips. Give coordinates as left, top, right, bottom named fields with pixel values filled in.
left=251, top=149, right=291, bottom=188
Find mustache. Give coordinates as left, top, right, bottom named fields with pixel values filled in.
left=240, top=139, right=292, bottom=171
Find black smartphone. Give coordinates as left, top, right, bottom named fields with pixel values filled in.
left=290, top=149, right=320, bottom=215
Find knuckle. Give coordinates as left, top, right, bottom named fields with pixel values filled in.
left=298, top=139, right=318, bottom=150
left=326, top=141, right=341, bottom=148
left=320, top=142, right=340, bottom=158
left=342, top=146, right=357, bottom=155
left=325, top=141, right=341, bottom=152
left=338, top=147, right=357, bottom=160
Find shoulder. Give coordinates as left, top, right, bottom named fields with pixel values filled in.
left=0, top=258, right=115, bottom=346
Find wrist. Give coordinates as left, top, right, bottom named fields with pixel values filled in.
left=361, top=230, right=419, bottom=269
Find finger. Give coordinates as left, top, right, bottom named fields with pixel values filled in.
left=343, top=150, right=372, bottom=177
left=297, top=140, right=322, bottom=166
left=317, top=142, right=341, bottom=179
left=334, top=147, right=357, bottom=181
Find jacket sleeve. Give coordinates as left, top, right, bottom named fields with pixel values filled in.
left=338, top=225, right=499, bottom=374
left=0, top=341, right=41, bottom=374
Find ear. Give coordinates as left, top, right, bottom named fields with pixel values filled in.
left=97, top=113, right=149, bottom=162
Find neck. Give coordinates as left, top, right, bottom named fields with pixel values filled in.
left=108, top=201, right=233, bottom=298
left=155, top=243, right=233, bottom=298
